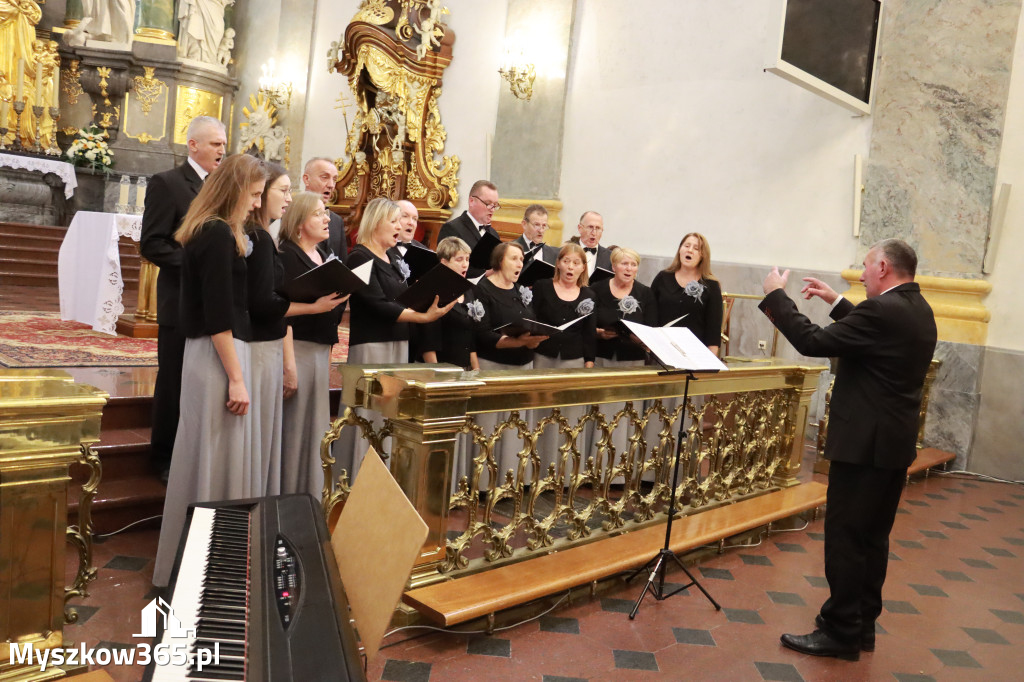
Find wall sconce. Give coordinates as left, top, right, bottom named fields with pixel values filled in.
left=498, top=48, right=535, bottom=101
left=258, top=58, right=293, bottom=110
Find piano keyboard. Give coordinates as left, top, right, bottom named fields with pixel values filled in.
left=144, top=495, right=364, bottom=681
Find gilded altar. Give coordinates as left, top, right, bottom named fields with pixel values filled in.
left=329, top=0, right=460, bottom=245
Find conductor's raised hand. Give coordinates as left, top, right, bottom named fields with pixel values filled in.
left=800, top=277, right=839, bottom=305
left=762, top=266, right=790, bottom=294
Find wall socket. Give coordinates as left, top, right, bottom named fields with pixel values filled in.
left=757, top=340, right=767, bottom=351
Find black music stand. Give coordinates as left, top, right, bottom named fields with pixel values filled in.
left=621, top=328, right=722, bottom=619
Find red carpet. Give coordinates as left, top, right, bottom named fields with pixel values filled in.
left=0, top=311, right=350, bottom=367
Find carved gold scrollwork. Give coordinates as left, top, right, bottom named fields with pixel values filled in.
left=132, top=66, right=164, bottom=115
left=62, top=59, right=85, bottom=105
left=320, top=407, right=392, bottom=524
left=65, top=444, right=102, bottom=624
left=96, top=66, right=112, bottom=106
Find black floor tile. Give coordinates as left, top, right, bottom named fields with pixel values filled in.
left=104, top=555, right=149, bottom=571
left=990, top=609, right=1024, bottom=625
left=775, top=542, right=807, bottom=553
left=543, top=677, right=587, bottom=682
left=995, top=499, right=1019, bottom=507
left=599, top=598, right=635, bottom=614
left=896, top=539, right=925, bottom=550
left=467, top=636, right=511, bottom=657
left=741, top=554, right=772, bottom=566
left=920, top=530, right=947, bottom=539
left=67, top=604, right=99, bottom=625
left=924, top=493, right=947, bottom=500
left=755, top=661, right=804, bottom=682
left=982, top=546, right=1015, bottom=558
left=960, top=512, right=986, bottom=521
left=962, top=627, right=1009, bottom=644
left=699, top=566, right=733, bottom=580
left=1003, top=536, right=1024, bottom=546
left=937, top=569, right=973, bottom=582
left=961, top=557, right=996, bottom=569
left=672, top=627, right=715, bottom=646
left=905, top=499, right=929, bottom=507
left=896, top=508, right=910, bottom=515
left=724, top=608, right=764, bottom=624
left=807, top=532, right=825, bottom=541
left=978, top=506, right=1003, bottom=514
left=909, top=584, right=948, bottom=597
left=612, top=649, right=658, bottom=671
left=767, top=591, right=806, bottom=606
left=804, top=575, right=828, bottom=588
left=539, top=616, right=580, bottom=634
left=941, top=521, right=969, bottom=530
left=382, top=659, right=432, bottom=682
left=930, top=649, right=981, bottom=668
left=888, top=551, right=902, bottom=561
left=883, top=600, right=920, bottom=614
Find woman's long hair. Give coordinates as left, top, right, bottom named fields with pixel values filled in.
left=556, top=242, right=589, bottom=288
left=277, top=192, right=323, bottom=247
left=664, top=231, right=717, bottom=281
left=175, top=154, right=268, bottom=256
left=250, top=162, right=288, bottom=231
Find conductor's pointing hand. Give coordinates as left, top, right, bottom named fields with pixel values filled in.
left=762, top=266, right=790, bottom=294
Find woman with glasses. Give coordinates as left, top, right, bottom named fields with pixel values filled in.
left=153, top=153, right=267, bottom=588
left=276, top=192, right=350, bottom=496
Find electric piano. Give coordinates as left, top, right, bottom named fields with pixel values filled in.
left=144, top=494, right=365, bottom=681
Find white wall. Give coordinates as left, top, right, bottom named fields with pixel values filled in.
left=558, top=0, right=872, bottom=274
left=987, top=7, right=1024, bottom=352
left=302, top=0, right=506, bottom=213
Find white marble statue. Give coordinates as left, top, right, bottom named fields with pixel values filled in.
left=217, top=28, right=234, bottom=67
left=67, top=0, right=136, bottom=46
left=178, top=0, right=235, bottom=65
left=262, top=126, right=287, bottom=162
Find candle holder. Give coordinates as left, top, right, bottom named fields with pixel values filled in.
left=46, top=107, right=61, bottom=156
left=30, top=105, right=44, bottom=154
left=11, top=101, right=26, bottom=151
left=0, top=125, right=8, bottom=151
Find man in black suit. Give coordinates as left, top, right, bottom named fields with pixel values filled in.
left=513, top=204, right=559, bottom=266
left=140, top=115, right=227, bottom=479
left=302, top=157, right=346, bottom=260
left=438, top=179, right=501, bottom=277
left=576, top=211, right=612, bottom=276
left=760, top=239, right=937, bottom=661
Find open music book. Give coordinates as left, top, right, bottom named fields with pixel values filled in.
left=621, top=320, right=728, bottom=372
left=395, top=263, right=475, bottom=312
left=494, top=312, right=591, bottom=338
left=281, top=258, right=372, bottom=302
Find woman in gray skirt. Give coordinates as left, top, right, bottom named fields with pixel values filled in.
left=152, top=153, right=268, bottom=588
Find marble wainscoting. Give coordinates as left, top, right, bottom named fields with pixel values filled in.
left=924, top=341, right=984, bottom=470
left=968, top=347, right=1024, bottom=482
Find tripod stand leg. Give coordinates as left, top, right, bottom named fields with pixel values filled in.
left=629, top=554, right=665, bottom=619
left=668, top=552, right=722, bottom=610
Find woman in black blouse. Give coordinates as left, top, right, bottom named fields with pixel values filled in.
left=474, top=242, right=548, bottom=488
left=153, top=153, right=268, bottom=587
left=531, top=242, right=597, bottom=481
left=420, top=236, right=481, bottom=370
left=276, top=191, right=351, bottom=496
left=592, top=247, right=658, bottom=472
left=649, top=232, right=723, bottom=354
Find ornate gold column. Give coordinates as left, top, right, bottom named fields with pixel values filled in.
left=0, top=370, right=107, bottom=680
left=773, top=368, right=822, bottom=487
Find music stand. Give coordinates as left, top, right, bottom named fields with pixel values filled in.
left=616, top=321, right=723, bottom=619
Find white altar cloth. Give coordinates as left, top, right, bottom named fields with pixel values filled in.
left=0, top=152, right=78, bottom=198
left=58, top=211, right=142, bottom=335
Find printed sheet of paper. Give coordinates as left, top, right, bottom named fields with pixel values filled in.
left=330, top=447, right=428, bottom=663
left=622, top=320, right=729, bottom=371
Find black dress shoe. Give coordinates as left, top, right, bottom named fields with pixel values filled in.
left=780, top=630, right=860, bottom=661
left=815, top=614, right=875, bottom=651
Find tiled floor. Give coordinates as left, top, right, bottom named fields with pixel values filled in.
left=57, top=472, right=1023, bottom=681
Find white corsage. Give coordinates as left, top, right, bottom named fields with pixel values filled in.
left=518, top=285, right=533, bottom=306
left=618, top=295, right=640, bottom=315
left=244, top=234, right=254, bottom=258
left=576, top=298, right=595, bottom=316
left=684, top=279, right=705, bottom=303
left=395, top=258, right=411, bottom=282
left=466, top=299, right=485, bottom=322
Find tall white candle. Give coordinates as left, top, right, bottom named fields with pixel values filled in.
left=134, top=181, right=146, bottom=211
left=0, top=98, right=9, bottom=131
left=118, top=176, right=131, bottom=208
left=51, top=64, right=60, bottom=108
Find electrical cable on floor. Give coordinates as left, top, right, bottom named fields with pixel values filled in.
left=380, top=589, right=572, bottom=648
left=91, top=514, right=162, bottom=540
left=932, top=469, right=1024, bottom=487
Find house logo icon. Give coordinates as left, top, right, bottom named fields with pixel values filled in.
left=133, top=597, right=194, bottom=639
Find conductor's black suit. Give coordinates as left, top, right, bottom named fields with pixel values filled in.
left=759, top=282, right=936, bottom=645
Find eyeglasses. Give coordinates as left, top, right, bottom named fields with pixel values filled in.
left=312, top=209, right=328, bottom=217
left=471, top=195, right=501, bottom=211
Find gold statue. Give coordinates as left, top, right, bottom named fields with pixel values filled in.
left=0, top=0, right=57, bottom=147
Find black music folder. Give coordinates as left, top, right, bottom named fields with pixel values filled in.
left=518, top=255, right=555, bottom=287
left=397, top=241, right=439, bottom=283
left=469, top=231, right=502, bottom=270
left=281, top=258, right=372, bottom=303
left=493, top=313, right=590, bottom=338
left=395, top=263, right=475, bottom=312
left=589, top=266, right=613, bottom=284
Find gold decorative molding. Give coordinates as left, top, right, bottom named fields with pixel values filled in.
left=132, top=67, right=164, bottom=115
left=62, top=59, right=85, bottom=106
left=134, top=27, right=177, bottom=43
left=841, top=270, right=992, bottom=345
left=174, top=85, right=223, bottom=145
left=96, top=66, right=112, bottom=106
left=493, top=198, right=565, bottom=244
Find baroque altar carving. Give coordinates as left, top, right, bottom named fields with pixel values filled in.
left=330, top=0, right=460, bottom=240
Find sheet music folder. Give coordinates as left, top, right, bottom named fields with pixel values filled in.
left=518, top=256, right=555, bottom=287
left=589, top=266, right=613, bottom=284
left=395, top=263, right=475, bottom=312
left=494, top=313, right=591, bottom=338
left=469, top=231, right=502, bottom=270
left=621, top=320, right=728, bottom=372
left=399, top=241, right=439, bottom=283
left=281, top=259, right=372, bottom=302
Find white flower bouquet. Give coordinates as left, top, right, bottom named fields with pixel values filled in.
left=66, top=125, right=114, bottom=172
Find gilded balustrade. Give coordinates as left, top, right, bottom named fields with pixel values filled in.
left=322, top=361, right=824, bottom=589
